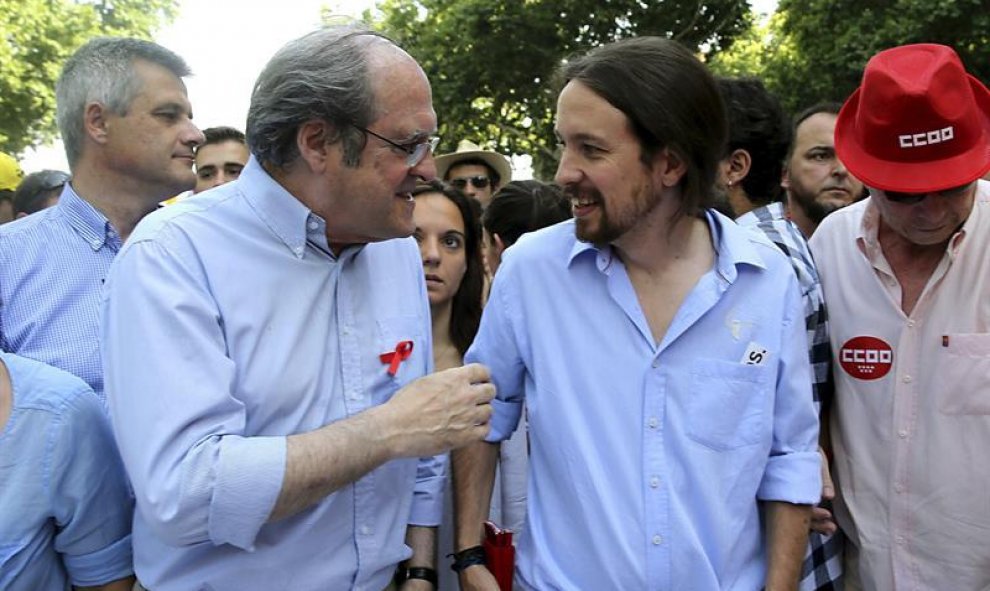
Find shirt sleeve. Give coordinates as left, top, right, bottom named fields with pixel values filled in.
left=49, top=385, right=134, bottom=586
left=102, top=233, right=286, bottom=551
left=757, top=272, right=822, bottom=504
left=409, top=249, right=446, bottom=527
left=465, top=258, right=527, bottom=442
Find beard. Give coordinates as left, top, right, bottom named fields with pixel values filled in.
left=794, top=191, right=846, bottom=225
left=566, top=179, right=661, bottom=245
left=710, top=182, right=736, bottom=218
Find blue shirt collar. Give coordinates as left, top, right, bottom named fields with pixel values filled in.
left=57, top=183, right=121, bottom=251
left=238, top=156, right=327, bottom=259
left=565, top=209, right=768, bottom=280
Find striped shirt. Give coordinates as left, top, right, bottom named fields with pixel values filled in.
left=737, top=202, right=842, bottom=590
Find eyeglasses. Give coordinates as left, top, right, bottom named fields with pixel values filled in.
left=880, top=182, right=973, bottom=205
left=450, top=175, right=491, bottom=190
left=356, top=125, right=440, bottom=167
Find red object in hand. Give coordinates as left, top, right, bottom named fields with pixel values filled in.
left=379, top=340, right=414, bottom=376
left=483, top=521, right=514, bottom=591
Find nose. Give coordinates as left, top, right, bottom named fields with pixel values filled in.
left=832, top=156, right=850, bottom=177
left=185, top=122, right=206, bottom=148
left=554, top=148, right=580, bottom=186
left=420, top=236, right=441, bottom=266
left=412, top=151, right=438, bottom=182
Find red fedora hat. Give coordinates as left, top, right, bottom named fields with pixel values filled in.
left=835, top=43, right=990, bottom=193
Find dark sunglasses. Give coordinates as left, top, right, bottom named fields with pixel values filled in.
left=450, top=175, right=491, bottom=190
left=882, top=182, right=973, bottom=205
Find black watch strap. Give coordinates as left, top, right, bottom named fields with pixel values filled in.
left=395, top=565, right=438, bottom=587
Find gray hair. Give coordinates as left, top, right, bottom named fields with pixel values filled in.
left=56, top=37, right=191, bottom=167
left=246, top=25, right=392, bottom=169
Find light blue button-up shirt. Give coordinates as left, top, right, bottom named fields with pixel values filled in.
left=102, top=158, right=443, bottom=591
left=0, top=185, right=122, bottom=402
left=0, top=352, right=133, bottom=590
left=467, top=211, right=821, bottom=590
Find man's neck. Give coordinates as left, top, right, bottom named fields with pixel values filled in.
left=613, top=209, right=712, bottom=277
left=877, top=220, right=951, bottom=316
left=785, top=195, right=816, bottom=239
left=70, top=169, right=163, bottom=242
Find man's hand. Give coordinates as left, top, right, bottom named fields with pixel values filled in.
left=272, top=365, right=493, bottom=522
left=458, top=564, right=501, bottom=591
left=380, top=363, right=495, bottom=458
left=811, top=447, right=838, bottom=535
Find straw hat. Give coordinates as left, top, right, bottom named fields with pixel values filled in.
left=434, top=140, right=512, bottom=184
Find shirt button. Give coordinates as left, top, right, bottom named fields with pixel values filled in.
left=894, top=483, right=905, bottom=493
left=896, top=535, right=906, bottom=546
left=308, top=220, right=318, bottom=230
left=647, top=417, right=658, bottom=429
left=897, top=429, right=908, bottom=438
left=359, top=525, right=372, bottom=535
left=906, top=320, right=916, bottom=328
left=652, top=360, right=660, bottom=368
left=652, top=534, right=663, bottom=545
left=903, top=375, right=912, bottom=383
left=649, top=477, right=660, bottom=488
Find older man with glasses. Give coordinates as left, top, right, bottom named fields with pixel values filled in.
left=810, top=43, right=990, bottom=591
left=102, top=24, right=494, bottom=591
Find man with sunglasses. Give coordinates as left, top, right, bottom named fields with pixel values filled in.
left=810, top=44, right=990, bottom=590
left=436, top=139, right=512, bottom=208
left=102, top=24, right=493, bottom=591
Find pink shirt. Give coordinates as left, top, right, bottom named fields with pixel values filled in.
left=810, top=181, right=990, bottom=590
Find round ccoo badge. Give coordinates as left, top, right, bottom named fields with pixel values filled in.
left=839, top=336, right=893, bottom=380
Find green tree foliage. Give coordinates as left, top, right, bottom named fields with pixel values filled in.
left=0, top=0, right=178, bottom=155
left=711, top=0, right=990, bottom=115
left=365, top=0, right=751, bottom=179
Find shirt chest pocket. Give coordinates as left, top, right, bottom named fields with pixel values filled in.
left=371, top=316, right=425, bottom=399
left=686, top=360, right=771, bottom=450
left=938, top=333, right=990, bottom=415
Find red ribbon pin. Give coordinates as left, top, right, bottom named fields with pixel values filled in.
left=380, top=340, right=414, bottom=376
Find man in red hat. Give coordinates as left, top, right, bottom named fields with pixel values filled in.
left=810, top=43, right=990, bottom=590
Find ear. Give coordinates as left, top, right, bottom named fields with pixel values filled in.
left=15, top=212, right=27, bottom=220
left=83, top=102, right=110, bottom=145
left=295, top=119, right=334, bottom=173
left=724, top=148, right=751, bottom=186
left=493, top=232, right=507, bottom=257
left=780, top=164, right=791, bottom=191
left=651, top=147, right=688, bottom=189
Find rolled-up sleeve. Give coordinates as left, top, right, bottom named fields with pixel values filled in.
left=102, top=232, right=285, bottom=550
left=409, top=453, right=447, bottom=526
left=50, top=387, right=134, bottom=586
left=757, top=274, right=821, bottom=504
left=465, top=265, right=527, bottom=443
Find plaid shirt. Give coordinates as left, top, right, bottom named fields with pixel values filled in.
left=736, top=202, right=843, bottom=590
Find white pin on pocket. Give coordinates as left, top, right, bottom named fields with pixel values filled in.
left=741, top=342, right=769, bottom=366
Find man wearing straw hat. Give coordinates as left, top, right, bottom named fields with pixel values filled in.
left=435, top=140, right=512, bottom=208
left=810, top=43, right=990, bottom=590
